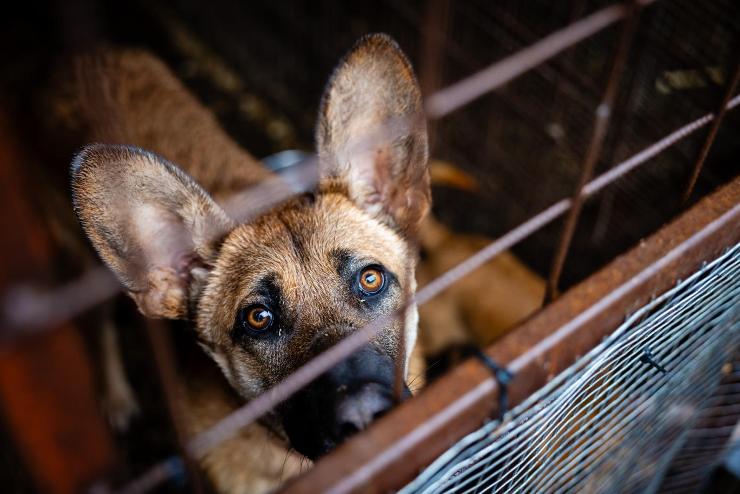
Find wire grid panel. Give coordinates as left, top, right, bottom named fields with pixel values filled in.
left=401, top=243, right=740, bottom=494
left=657, top=355, right=740, bottom=493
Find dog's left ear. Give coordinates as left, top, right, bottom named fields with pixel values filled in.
left=317, top=33, right=429, bottom=235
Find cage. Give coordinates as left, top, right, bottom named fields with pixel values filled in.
left=0, top=0, right=738, bottom=493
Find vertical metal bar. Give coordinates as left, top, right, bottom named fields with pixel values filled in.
left=590, top=35, right=649, bottom=245
left=144, top=319, right=204, bottom=494
left=544, top=1, right=642, bottom=303
left=681, top=60, right=740, bottom=204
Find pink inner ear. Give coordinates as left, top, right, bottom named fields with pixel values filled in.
left=373, top=146, right=393, bottom=198
left=132, top=202, right=195, bottom=277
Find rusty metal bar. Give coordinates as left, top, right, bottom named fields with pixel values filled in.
left=681, top=60, right=740, bottom=204
left=544, top=1, right=641, bottom=303
left=280, top=174, right=740, bottom=494
left=425, top=2, right=658, bottom=118
left=0, top=110, right=117, bottom=493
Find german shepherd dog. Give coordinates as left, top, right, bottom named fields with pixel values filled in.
left=58, top=34, right=427, bottom=491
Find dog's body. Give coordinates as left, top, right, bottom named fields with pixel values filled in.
left=54, top=36, right=429, bottom=493
left=417, top=214, right=545, bottom=357
left=50, top=35, right=544, bottom=493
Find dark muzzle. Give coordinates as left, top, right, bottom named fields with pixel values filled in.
left=280, top=344, right=408, bottom=459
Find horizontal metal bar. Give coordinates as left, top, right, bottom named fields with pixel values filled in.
left=425, top=1, right=657, bottom=118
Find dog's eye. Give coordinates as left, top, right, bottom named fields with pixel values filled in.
left=358, top=266, right=385, bottom=295
left=237, top=305, right=274, bottom=334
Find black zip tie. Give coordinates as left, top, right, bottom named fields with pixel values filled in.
left=473, top=349, right=514, bottom=420
left=640, top=348, right=667, bottom=374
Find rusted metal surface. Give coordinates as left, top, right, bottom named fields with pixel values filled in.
left=280, top=174, right=740, bottom=494
left=545, top=1, right=641, bottom=302
left=682, top=60, right=740, bottom=204
left=0, top=110, right=117, bottom=493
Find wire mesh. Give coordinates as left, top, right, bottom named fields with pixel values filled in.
left=658, top=359, right=740, bottom=493
left=401, top=243, right=740, bottom=494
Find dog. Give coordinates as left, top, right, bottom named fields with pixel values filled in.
left=54, top=33, right=428, bottom=492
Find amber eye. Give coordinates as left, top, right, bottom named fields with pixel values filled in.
left=237, top=305, right=274, bottom=333
left=358, top=267, right=385, bottom=295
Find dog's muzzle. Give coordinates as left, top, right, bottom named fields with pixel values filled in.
left=279, top=344, right=409, bottom=460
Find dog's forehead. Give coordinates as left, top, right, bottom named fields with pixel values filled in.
left=222, top=192, right=408, bottom=274
left=199, top=192, right=411, bottom=342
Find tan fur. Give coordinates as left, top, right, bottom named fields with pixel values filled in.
left=183, top=355, right=305, bottom=492
left=59, top=35, right=429, bottom=493
left=417, top=215, right=545, bottom=355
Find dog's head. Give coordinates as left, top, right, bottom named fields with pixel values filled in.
left=71, top=34, right=428, bottom=459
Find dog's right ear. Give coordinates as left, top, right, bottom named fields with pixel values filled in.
left=71, top=144, right=234, bottom=319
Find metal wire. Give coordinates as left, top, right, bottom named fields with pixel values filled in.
left=400, top=244, right=740, bottom=494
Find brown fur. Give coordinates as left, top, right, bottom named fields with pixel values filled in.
left=53, top=35, right=542, bottom=492
left=50, top=49, right=271, bottom=199
left=57, top=35, right=428, bottom=493
left=417, top=215, right=545, bottom=356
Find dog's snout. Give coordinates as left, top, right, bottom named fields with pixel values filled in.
left=335, top=383, right=393, bottom=440
left=280, top=344, right=401, bottom=459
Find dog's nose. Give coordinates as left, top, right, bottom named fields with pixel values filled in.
left=335, top=383, right=394, bottom=440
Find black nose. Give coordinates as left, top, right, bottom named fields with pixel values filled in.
left=280, top=344, right=403, bottom=460
left=335, top=383, right=394, bottom=440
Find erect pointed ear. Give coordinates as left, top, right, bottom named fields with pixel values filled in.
left=317, top=33, right=430, bottom=235
left=71, top=144, right=235, bottom=319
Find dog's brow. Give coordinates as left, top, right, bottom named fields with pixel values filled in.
left=252, top=273, right=283, bottom=307
left=330, top=248, right=355, bottom=271
left=331, top=248, right=372, bottom=280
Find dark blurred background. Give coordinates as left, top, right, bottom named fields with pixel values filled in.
left=0, top=0, right=738, bottom=491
